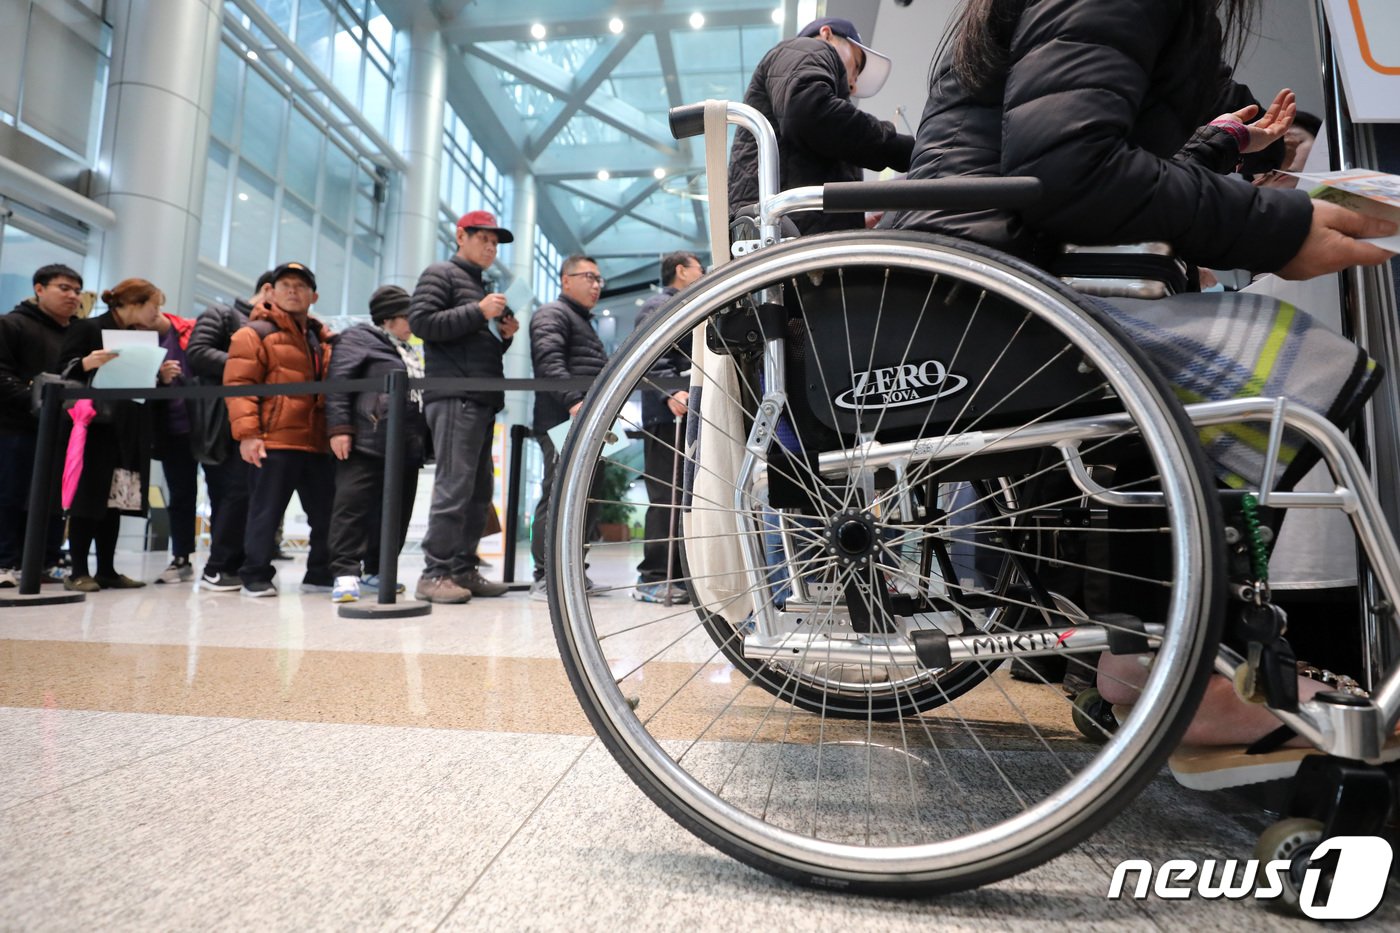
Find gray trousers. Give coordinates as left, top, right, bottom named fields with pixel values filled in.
left=421, top=398, right=496, bottom=579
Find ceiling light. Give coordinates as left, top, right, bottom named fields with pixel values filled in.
left=652, top=167, right=666, bottom=180
left=246, top=49, right=259, bottom=61
left=237, top=192, right=249, bottom=201
left=771, top=8, right=784, bottom=24
left=597, top=169, right=611, bottom=181
left=530, top=22, right=546, bottom=40
left=689, top=12, right=705, bottom=29
left=608, top=17, right=624, bottom=34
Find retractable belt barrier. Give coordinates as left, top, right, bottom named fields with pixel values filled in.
left=12, top=373, right=689, bottom=608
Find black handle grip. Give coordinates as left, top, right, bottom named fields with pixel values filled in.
left=822, top=177, right=1043, bottom=213
left=669, top=103, right=708, bottom=140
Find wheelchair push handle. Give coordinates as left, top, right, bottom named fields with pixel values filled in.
left=668, top=102, right=707, bottom=140
left=823, top=177, right=1043, bottom=212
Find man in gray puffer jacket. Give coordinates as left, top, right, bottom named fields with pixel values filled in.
left=408, top=210, right=518, bottom=603
left=528, top=254, right=609, bottom=597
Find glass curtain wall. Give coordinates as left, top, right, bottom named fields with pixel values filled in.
left=197, top=0, right=396, bottom=317
left=0, top=0, right=110, bottom=163
left=436, top=108, right=513, bottom=280
left=532, top=230, right=561, bottom=307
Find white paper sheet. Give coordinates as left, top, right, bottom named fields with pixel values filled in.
left=91, top=345, right=168, bottom=399
left=101, top=330, right=158, bottom=349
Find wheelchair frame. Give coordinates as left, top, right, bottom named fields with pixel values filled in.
left=701, top=100, right=1400, bottom=764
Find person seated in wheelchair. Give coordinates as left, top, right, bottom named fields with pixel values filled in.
left=886, top=0, right=1396, bottom=753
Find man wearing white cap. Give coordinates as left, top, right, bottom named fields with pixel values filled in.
left=728, top=16, right=913, bottom=235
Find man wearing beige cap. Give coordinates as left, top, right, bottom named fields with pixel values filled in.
left=408, top=210, right=518, bottom=603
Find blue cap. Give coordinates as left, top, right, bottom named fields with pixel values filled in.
left=797, top=17, right=891, bottom=98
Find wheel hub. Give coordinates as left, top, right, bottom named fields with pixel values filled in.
left=826, top=508, right=880, bottom=566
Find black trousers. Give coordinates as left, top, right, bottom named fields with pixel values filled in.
left=0, top=432, right=63, bottom=570
left=203, top=454, right=250, bottom=575
left=531, top=431, right=602, bottom=582
left=637, top=419, right=685, bottom=583
left=328, top=450, right=418, bottom=579
left=240, top=450, right=335, bottom=585
left=157, top=438, right=199, bottom=560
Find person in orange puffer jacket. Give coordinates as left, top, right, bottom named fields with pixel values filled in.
left=222, top=262, right=336, bottom=597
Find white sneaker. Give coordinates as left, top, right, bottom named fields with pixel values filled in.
left=0, top=567, right=17, bottom=588
left=529, top=579, right=549, bottom=602
left=331, top=576, right=360, bottom=603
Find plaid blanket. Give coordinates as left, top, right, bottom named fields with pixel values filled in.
left=1104, top=292, right=1379, bottom=489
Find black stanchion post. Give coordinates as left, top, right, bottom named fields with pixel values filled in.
left=502, top=423, right=529, bottom=587
left=338, top=368, right=430, bottom=619
left=377, top=368, right=407, bottom=605
left=3, top=377, right=84, bottom=606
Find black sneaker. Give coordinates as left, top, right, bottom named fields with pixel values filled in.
left=240, top=580, right=278, bottom=598
left=200, top=569, right=242, bottom=592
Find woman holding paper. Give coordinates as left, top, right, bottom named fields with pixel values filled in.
left=56, top=278, right=181, bottom=591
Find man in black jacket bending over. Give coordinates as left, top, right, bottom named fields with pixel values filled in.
left=528, top=255, right=609, bottom=600
left=632, top=251, right=703, bottom=604
left=0, top=263, right=83, bottom=586
left=186, top=270, right=273, bottom=591
left=409, top=210, right=517, bottom=604
left=728, top=17, right=911, bottom=236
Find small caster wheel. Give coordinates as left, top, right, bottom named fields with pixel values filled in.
left=1071, top=688, right=1118, bottom=742
left=1254, top=817, right=1323, bottom=914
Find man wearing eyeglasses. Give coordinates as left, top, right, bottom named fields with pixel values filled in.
left=528, top=255, right=610, bottom=599
left=728, top=17, right=912, bottom=236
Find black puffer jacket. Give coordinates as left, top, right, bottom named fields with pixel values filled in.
left=186, top=297, right=254, bottom=464
left=728, top=36, right=914, bottom=235
left=408, top=255, right=512, bottom=411
left=325, top=323, right=429, bottom=464
left=0, top=300, right=71, bottom=436
left=634, top=286, right=692, bottom=429
left=530, top=296, right=607, bottom=433
left=187, top=298, right=253, bottom=383
left=892, top=0, right=1311, bottom=273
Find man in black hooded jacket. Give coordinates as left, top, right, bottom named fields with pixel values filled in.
left=728, top=17, right=912, bottom=236
left=0, top=263, right=83, bottom=585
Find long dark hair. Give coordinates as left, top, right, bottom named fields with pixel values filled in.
left=947, top=0, right=1259, bottom=90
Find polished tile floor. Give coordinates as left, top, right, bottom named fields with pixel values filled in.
left=3, top=546, right=1397, bottom=931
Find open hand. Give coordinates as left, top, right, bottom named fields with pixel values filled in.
left=1217, top=88, right=1296, bottom=155
left=330, top=435, right=352, bottom=460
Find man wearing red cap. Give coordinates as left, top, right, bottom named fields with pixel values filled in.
left=407, top=210, right=518, bottom=603
left=728, top=16, right=912, bottom=236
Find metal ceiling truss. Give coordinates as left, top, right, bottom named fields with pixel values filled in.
left=378, top=1, right=782, bottom=289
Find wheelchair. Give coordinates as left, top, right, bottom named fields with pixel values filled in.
left=545, top=100, right=1400, bottom=899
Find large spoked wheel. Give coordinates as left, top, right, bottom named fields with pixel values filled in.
left=548, top=231, right=1225, bottom=895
